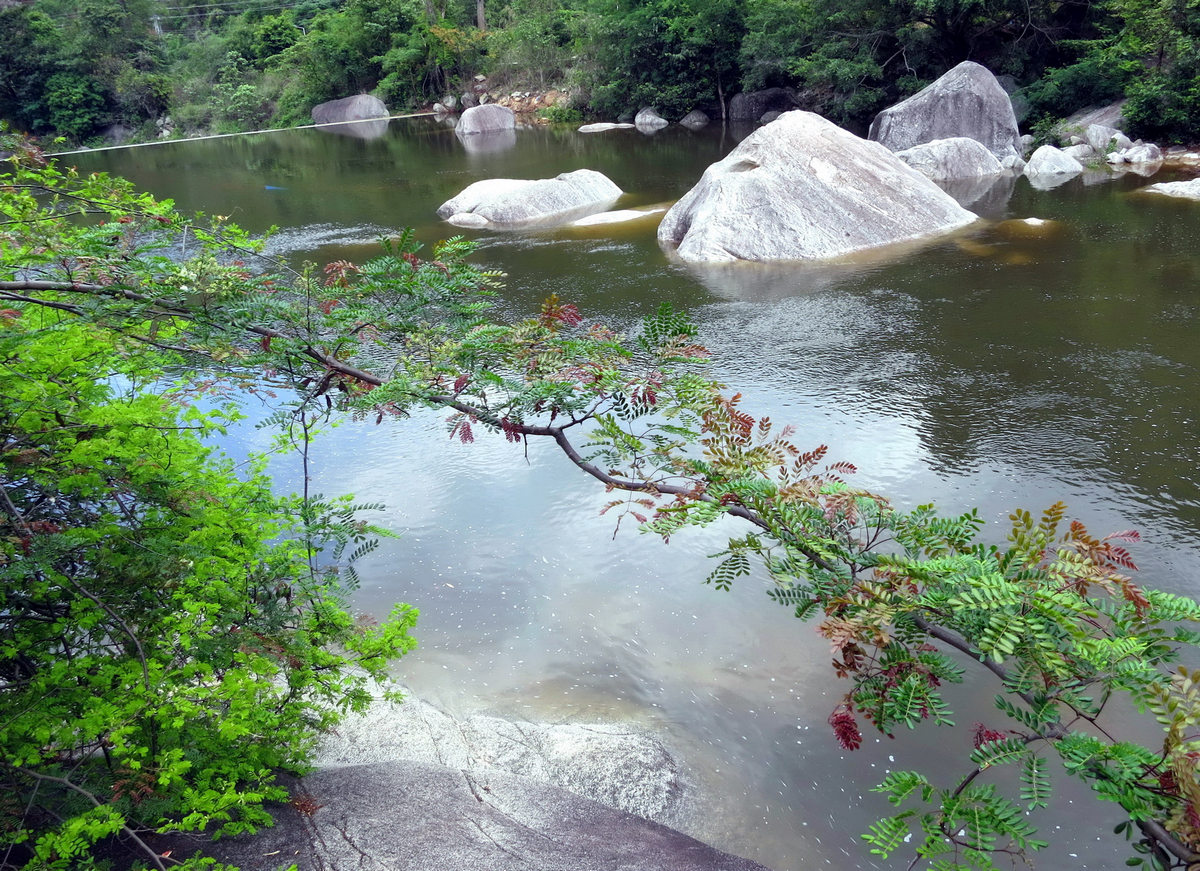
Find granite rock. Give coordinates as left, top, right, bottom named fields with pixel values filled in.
left=868, top=61, right=1022, bottom=159
left=657, top=111, right=977, bottom=262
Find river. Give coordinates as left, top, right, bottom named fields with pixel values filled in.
left=70, top=118, right=1200, bottom=871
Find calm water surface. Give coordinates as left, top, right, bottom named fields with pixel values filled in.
left=72, top=120, right=1200, bottom=871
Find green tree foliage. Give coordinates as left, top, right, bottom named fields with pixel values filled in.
left=274, top=0, right=435, bottom=123
left=1115, top=0, right=1200, bottom=141
left=41, top=72, right=108, bottom=139
left=0, top=139, right=423, bottom=868
left=581, top=0, right=746, bottom=117
left=0, top=6, right=59, bottom=135
left=486, top=0, right=580, bottom=90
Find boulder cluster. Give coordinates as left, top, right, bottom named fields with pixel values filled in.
left=433, top=59, right=1194, bottom=264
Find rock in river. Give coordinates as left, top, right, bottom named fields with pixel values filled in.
left=152, top=761, right=774, bottom=871
left=311, top=94, right=388, bottom=125
left=868, top=61, right=1023, bottom=160
left=579, top=122, right=636, bottom=133
left=1025, top=144, right=1085, bottom=177
left=438, top=169, right=623, bottom=228
left=1141, top=179, right=1200, bottom=200
left=635, top=107, right=670, bottom=132
left=456, top=103, right=516, bottom=135
left=894, top=137, right=1005, bottom=180
left=656, top=111, right=977, bottom=263
left=728, top=87, right=804, bottom=122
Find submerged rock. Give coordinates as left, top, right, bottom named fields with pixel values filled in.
left=570, top=207, right=668, bottom=227
left=153, top=761, right=773, bottom=871
left=456, top=104, right=517, bottom=135
left=680, top=110, right=710, bottom=130
left=315, top=691, right=681, bottom=821
left=868, top=61, right=1022, bottom=160
left=894, top=137, right=1005, bottom=180
left=657, top=111, right=977, bottom=263
left=579, top=122, right=636, bottom=133
left=1141, top=179, right=1200, bottom=200
left=438, top=169, right=623, bottom=228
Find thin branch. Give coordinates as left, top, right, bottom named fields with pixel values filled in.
left=8, top=767, right=170, bottom=871
left=1139, top=819, right=1200, bottom=865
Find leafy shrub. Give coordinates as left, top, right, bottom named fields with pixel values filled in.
left=42, top=71, right=108, bottom=139
left=1023, top=50, right=1136, bottom=126
left=0, top=148, right=420, bottom=867
left=1125, top=63, right=1200, bottom=143
left=539, top=104, right=583, bottom=122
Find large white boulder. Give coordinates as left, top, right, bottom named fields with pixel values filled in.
left=1025, top=145, right=1085, bottom=176
left=1062, top=143, right=1098, bottom=163
left=1109, top=142, right=1163, bottom=165
left=635, top=107, right=669, bottom=132
left=437, top=169, right=623, bottom=228
left=1086, top=124, right=1132, bottom=154
left=894, top=137, right=1005, bottom=180
left=868, top=61, right=1022, bottom=159
left=656, top=111, right=977, bottom=263
left=456, top=104, right=516, bottom=135
left=312, top=94, right=388, bottom=125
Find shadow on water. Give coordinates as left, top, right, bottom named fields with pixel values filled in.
left=69, top=120, right=1200, bottom=870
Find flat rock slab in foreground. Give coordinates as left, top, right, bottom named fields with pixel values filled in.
left=156, top=761, right=774, bottom=871
left=657, top=111, right=977, bottom=262
left=314, top=691, right=682, bottom=822
left=438, top=169, right=623, bottom=228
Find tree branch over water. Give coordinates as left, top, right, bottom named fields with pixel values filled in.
left=7, top=141, right=1200, bottom=871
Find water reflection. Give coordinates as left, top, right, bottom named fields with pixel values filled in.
left=317, top=118, right=390, bottom=140
left=934, top=171, right=1017, bottom=215
left=458, top=128, right=518, bottom=155
left=67, top=122, right=1200, bottom=871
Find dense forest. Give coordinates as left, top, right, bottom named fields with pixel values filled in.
left=1, top=0, right=1199, bottom=147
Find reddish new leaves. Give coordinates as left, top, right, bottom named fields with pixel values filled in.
left=539, top=293, right=582, bottom=330
left=829, top=704, right=864, bottom=751
left=972, top=723, right=1009, bottom=749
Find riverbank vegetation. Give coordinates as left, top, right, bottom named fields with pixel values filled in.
left=1, top=0, right=1199, bottom=148
left=6, top=128, right=1200, bottom=870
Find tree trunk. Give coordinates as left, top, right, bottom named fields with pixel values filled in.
left=476, top=0, right=486, bottom=31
